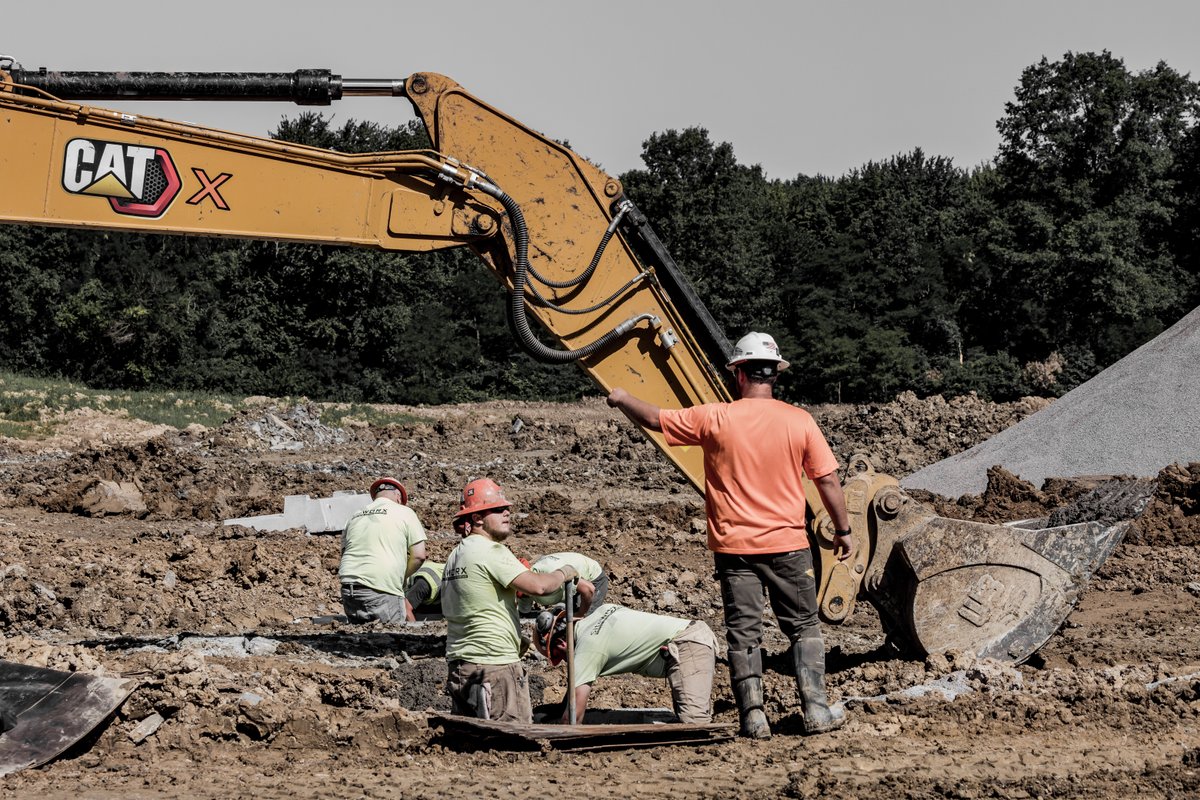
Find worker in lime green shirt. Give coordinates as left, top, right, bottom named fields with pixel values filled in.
left=518, top=552, right=608, bottom=615
left=442, top=478, right=595, bottom=723
left=339, top=477, right=427, bottom=624
left=536, top=603, right=717, bottom=724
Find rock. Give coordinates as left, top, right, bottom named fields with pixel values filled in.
left=78, top=480, right=148, bottom=517
left=128, top=712, right=165, bottom=744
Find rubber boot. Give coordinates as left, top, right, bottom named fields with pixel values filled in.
left=791, top=635, right=846, bottom=735
left=728, top=648, right=771, bottom=739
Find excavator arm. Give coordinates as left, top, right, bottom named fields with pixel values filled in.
left=0, top=61, right=1122, bottom=665
left=0, top=63, right=733, bottom=491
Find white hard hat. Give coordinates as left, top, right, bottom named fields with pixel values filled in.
left=726, top=331, right=790, bottom=372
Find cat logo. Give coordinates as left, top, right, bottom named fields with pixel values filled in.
left=61, top=138, right=182, bottom=218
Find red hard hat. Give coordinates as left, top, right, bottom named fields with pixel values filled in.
left=369, top=477, right=408, bottom=505
left=535, top=603, right=568, bottom=666
left=454, top=478, right=511, bottom=521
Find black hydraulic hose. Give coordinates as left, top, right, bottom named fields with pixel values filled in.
left=436, top=164, right=650, bottom=364
left=527, top=223, right=612, bottom=289
left=526, top=226, right=611, bottom=289
left=491, top=188, right=641, bottom=363
left=524, top=272, right=648, bottom=315
left=525, top=199, right=629, bottom=290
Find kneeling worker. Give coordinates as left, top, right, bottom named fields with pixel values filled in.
left=339, top=477, right=428, bottom=624
left=401, top=514, right=472, bottom=621
left=519, top=552, right=608, bottom=616
left=536, top=603, right=717, bottom=724
left=403, top=560, right=444, bottom=619
left=442, top=478, right=596, bottom=723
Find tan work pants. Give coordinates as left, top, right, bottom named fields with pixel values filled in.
left=446, top=660, right=533, bottom=724
left=664, top=620, right=717, bottom=723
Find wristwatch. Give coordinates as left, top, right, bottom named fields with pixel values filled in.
left=833, top=528, right=852, bottom=537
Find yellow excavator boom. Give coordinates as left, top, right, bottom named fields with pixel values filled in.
left=0, top=65, right=734, bottom=492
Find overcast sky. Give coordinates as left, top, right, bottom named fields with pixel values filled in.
left=6, top=1, right=1199, bottom=179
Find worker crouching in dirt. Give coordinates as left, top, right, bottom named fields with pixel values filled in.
left=441, top=478, right=597, bottom=723
left=608, top=331, right=853, bottom=737
left=397, top=513, right=478, bottom=621
left=518, top=552, right=608, bottom=616
left=338, top=477, right=428, bottom=625
left=401, top=560, right=444, bottom=619
left=536, top=603, right=717, bottom=724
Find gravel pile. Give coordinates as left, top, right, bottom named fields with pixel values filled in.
left=902, top=305, right=1200, bottom=498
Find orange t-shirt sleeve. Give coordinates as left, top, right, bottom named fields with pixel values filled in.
left=802, top=423, right=839, bottom=479
left=659, top=406, right=708, bottom=447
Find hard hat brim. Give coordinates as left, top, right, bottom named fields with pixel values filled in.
left=369, top=478, right=409, bottom=505
left=726, top=358, right=790, bottom=372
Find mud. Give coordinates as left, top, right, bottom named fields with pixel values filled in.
left=1, top=395, right=1198, bottom=799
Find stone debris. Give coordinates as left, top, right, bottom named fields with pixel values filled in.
left=224, top=491, right=371, bottom=534
left=242, top=404, right=350, bottom=451
left=78, top=479, right=148, bottom=517
left=127, top=712, right=164, bottom=744
left=846, top=663, right=1025, bottom=705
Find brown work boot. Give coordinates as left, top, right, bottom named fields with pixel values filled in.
left=791, top=636, right=846, bottom=735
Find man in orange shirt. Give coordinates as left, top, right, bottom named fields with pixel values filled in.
left=607, top=331, right=853, bottom=738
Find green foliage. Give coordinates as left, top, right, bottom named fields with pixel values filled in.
left=983, top=51, right=1200, bottom=367
left=319, top=403, right=427, bottom=428
left=622, top=129, right=778, bottom=332
left=926, top=352, right=1024, bottom=402
left=0, top=52, right=1198, bottom=406
left=271, top=113, right=432, bottom=152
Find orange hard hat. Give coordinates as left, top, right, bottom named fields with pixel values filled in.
left=369, top=477, right=408, bottom=505
left=534, top=603, right=569, bottom=666
left=454, top=478, right=511, bottom=521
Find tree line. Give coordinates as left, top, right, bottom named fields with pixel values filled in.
left=1, top=51, right=1197, bottom=405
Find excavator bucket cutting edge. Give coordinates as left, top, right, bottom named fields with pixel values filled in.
left=0, top=660, right=137, bottom=776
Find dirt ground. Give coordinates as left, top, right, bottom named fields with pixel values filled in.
left=0, top=393, right=1197, bottom=799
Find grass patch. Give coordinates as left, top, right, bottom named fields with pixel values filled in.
left=0, top=372, right=242, bottom=437
left=0, top=373, right=433, bottom=441
left=319, top=402, right=427, bottom=428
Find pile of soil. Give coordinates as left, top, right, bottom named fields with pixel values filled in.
left=0, top=394, right=1197, bottom=799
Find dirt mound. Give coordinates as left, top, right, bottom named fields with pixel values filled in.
left=1128, top=462, right=1200, bottom=546
left=810, top=390, right=1047, bottom=476
left=1, top=395, right=1198, bottom=799
left=0, top=408, right=174, bottom=457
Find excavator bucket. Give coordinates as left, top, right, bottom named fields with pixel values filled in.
left=0, top=660, right=137, bottom=776
left=810, top=459, right=1135, bottom=664
left=867, top=514, right=1127, bottom=663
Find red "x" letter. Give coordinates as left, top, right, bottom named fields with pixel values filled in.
left=186, top=168, right=232, bottom=210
